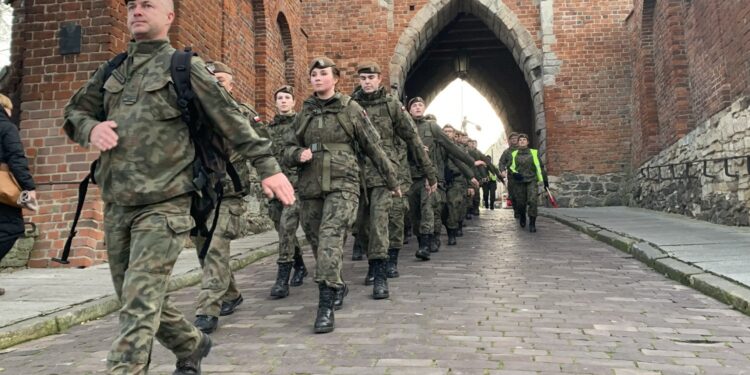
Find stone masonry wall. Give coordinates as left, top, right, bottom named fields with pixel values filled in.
left=631, top=96, right=750, bottom=226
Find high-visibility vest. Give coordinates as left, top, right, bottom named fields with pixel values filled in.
left=510, top=149, right=543, bottom=182
left=488, top=172, right=497, bottom=182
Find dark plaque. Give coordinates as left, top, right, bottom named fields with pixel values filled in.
left=59, top=23, right=82, bottom=55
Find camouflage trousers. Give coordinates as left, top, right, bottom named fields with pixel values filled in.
left=471, top=186, right=481, bottom=212
left=353, top=187, right=393, bottom=260
left=191, top=197, right=243, bottom=318
left=407, top=179, right=433, bottom=235
left=104, top=194, right=201, bottom=374
left=388, top=195, right=409, bottom=249
left=515, top=180, right=540, bottom=217
left=432, top=187, right=446, bottom=236
left=269, top=197, right=302, bottom=263
left=507, top=178, right=519, bottom=213
left=300, top=191, right=358, bottom=288
left=445, top=180, right=468, bottom=230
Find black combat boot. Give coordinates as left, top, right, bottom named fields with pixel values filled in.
left=351, top=238, right=364, bottom=261
left=270, top=262, right=293, bottom=298
left=448, top=229, right=457, bottom=246
left=431, top=232, right=440, bottom=253
left=457, top=221, right=464, bottom=237
left=529, top=216, right=537, bottom=233
left=514, top=207, right=520, bottom=219
left=415, top=234, right=431, bottom=260
left=290, top=253, right=308, bottom=287
left=386, top=248, right=400, bottom=278
left=174, top=332, right=212, bottom=375
left=219, top=295, right=243, bottom=316
left=372, top=259, right=389, bottom=299
left=519, top=208, right=527, bottom=228
left=314, top=283, right=336, bottom=334
left=364, top=260, right=375, bottom=286
left=193, top=315, right=218, bottom=334
left=333, top=283, right=349, bottom=310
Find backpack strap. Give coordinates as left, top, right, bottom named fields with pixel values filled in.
left=54, top=52, right=128, bottom=264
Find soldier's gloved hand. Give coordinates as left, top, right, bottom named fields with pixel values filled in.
left=262, top=173, right=296, bottom=206
left=299, top=148, right=313, bottom=163
left=391, top=188, right=402, bottom=198
left=470, top=177, right=480, bottom=188
left=89, top=121, right=119, bottom=151
left=544, top=181, right=550, bottom=189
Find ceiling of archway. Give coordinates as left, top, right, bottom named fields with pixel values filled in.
left=403, top=13, right=534, bottom=140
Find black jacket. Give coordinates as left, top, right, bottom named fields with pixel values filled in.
left=0, top=110, right=35, bottom=242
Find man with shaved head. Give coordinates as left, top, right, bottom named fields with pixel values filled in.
left=63, top=0, right=294, bottom=373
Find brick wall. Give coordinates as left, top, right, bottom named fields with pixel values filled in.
left=1, top=0, right=307, bottom=267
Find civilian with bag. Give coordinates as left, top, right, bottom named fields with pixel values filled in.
left=0, top=93, right=37, bottom=296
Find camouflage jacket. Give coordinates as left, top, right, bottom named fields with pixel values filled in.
left=265, top=112, right=298, bottom=186
left=351, top=87, right=437, bottom=188
left=394, top=136, right=412, bottom=191
left=63, top=40, right=280, bottom=206
left=511, top=148, right=549, bottom=184
left=220, top=103, right=265, bottom=198
left=282, top=92, right=398, bottom=199
left=445, top=142, right=476, bottom=185
left=499, top=146, right=516, bottom=172
left=410, top=117, right=476, bottom=184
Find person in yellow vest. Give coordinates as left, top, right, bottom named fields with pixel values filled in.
left=508, top=134, right=549, bottom=232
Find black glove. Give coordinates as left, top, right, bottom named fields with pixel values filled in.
left=512, top=173, right=524, bottom=182
left=543, top=179, right=550, bottom=189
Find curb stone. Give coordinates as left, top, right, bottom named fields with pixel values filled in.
left=0, top=239, right=286, bottom=350
left=541, top=211, right=750, bottom=316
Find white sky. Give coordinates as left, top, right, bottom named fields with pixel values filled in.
left=425, top=78, right=505, bottom=153
left=1, top=6, right=10, bottom=67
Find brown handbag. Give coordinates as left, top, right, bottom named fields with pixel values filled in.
left=0, top=163, right=22, bottom=208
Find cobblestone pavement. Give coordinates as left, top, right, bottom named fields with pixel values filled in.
left=2, top=209, right=750, bottom=374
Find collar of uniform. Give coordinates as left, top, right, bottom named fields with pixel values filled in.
left=312, top=92, right=342, bottom=107
left=272, top=111, right=296, bottom=124
left=516, top=147, right=530, bottom=154
left=127, top=39, right=172, bottom=56
left=357, top=86, right=385, bottom=102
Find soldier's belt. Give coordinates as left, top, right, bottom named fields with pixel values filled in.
left=309, top=143, right=354, bottom=192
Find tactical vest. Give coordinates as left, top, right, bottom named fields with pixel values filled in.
left=510, top=148, right=543, bottom=182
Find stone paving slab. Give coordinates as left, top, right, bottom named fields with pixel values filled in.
left=2, top=209, right=750, bottom=374
left=541, top=206, right=750, bottom=315
left=0, top=229, right=301, bottom=350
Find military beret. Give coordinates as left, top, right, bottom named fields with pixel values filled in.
left=309, top=57, right=336, bottom=74
left=408, top=96, right=425, bottom=109
left=517, top=133, right=530, bottom=140
left=206, top=61, right=233, bottom=75
left=509, top=132, right=520, bottom=138
left=274, top=85, right=295, bottom=99
left=356, top=61, right=381, bottom=74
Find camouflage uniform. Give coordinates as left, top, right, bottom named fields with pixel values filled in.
left=408, top=116, right=476, bottom=256
left=499, top=145, right=518, bottom=214
left=266, top=112, right=302, bottom=263
left=351, top=86, right=436, bottom=265
left=63, top=40, right=281, bottom=372
left=189, top=103, right=260, bottom=319
left=282, top=92, right=398, bottom=288
left=444, top=147, right=475, bottom=232
left=509, top=148, right=549, bottom=218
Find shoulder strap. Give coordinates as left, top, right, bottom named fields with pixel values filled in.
left=98, top=53, right=128, bottom=93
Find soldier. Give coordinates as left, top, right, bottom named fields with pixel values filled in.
left=283, top=57, right=400, bottom=333
left=387, top=136, right=413, bottom=278
left=482, top=155, right=499, bottom=210
left=63, top=1, right=295, bottom=373
left=407, top=99, right=480, bottom=260
left=266, top=85, right=309, bottom=298
left=190, top=61, right=254, bottom=334
left=351, top=62, right=437, bottom=298
left=499, top=132, right=520, bottom=218
left=508, top=133, right=549, bottom=232
left=441, top=126, right=478, bottom=246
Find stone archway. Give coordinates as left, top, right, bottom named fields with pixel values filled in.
left=390, top=0, right=546, bottom=150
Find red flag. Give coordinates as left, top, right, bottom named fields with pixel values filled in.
left=545, top=187, right=559, bottom=208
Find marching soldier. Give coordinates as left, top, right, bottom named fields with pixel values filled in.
left=283, top=57, right=399, bottom=333
left=63, top=0, right=294, bottom=373
left=508, top=134, right=549, bottom=232
left=267, top=85, right=309, bottom=298
left=351, top=62, right=437, bottom=298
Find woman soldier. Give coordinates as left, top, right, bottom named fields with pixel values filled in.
left=283, top=57, right=400, bottom=333
left=508, top=133, right=549, bottom=232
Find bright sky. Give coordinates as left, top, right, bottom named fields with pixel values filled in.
left=0, top=6, right=10, bottom=67
left=425, top=78, right=505, bottom=153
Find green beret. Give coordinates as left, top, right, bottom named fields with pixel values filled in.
left=356, top=61, right=381, bottom=74
left=274, top=85, right=295, bottom=99
left=408, top=96, right=425, bottom=109
left=206, top=61, right=233, bottom=75
left=309, top=57, right=336, bottom=74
